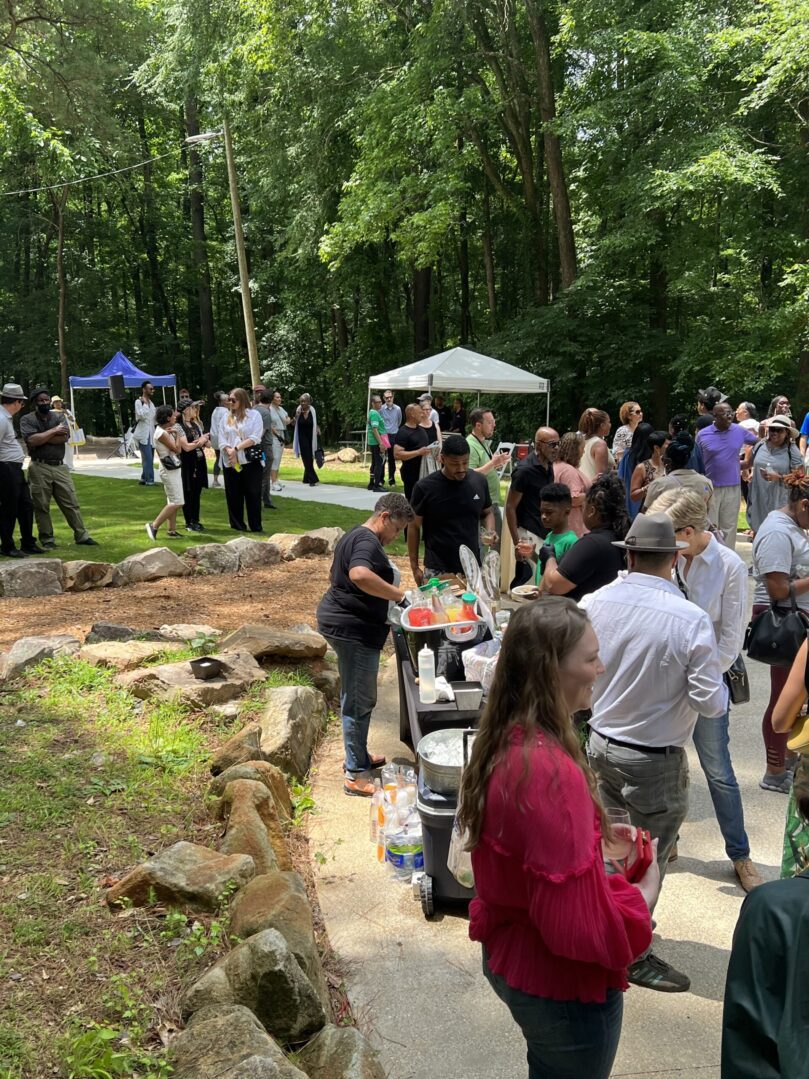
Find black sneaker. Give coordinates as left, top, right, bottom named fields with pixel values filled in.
left=76, top=537, right=99, bottom=546
left=145, top=522, right=157, bottom=541
left=21, top=544, right=45, bottom=555
left=627, top=953, right=690, bottom=993
left=2, top=548, right=24, bottom=559
left=41, top=540, right=57, bottom=549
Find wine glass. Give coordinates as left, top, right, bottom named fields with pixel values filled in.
left=602, top=807, right=636, bottom=875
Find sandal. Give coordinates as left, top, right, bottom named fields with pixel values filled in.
left=759, top=771, right=792, bottom=793
left=166, top=530, right=181, bottom=538
left=344, top=776, right=376, bottom=797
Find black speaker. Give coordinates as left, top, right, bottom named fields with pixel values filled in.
left=108, top=374, right=127, bottom=401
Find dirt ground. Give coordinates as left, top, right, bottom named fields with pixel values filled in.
left=0, top=555, right=413, bottom=651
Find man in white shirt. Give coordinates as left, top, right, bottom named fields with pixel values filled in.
left=582, top=513, right=727, bottom=995
left=132, top=380, right=156, bottom=486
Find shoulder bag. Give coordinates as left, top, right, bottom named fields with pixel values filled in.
left=160, top=453, right=181, bottom=471
left=745, top=585, right=809, bottom=668
left=245, top=445, right=263, bottom=464
left=724, top=654, right=750, bottom=705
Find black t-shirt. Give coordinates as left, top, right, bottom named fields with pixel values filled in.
left=316, top=526, right=394, bottom=649
left=449, top=409, right=466, bottom=433
left=410, top=469, right=491, bottom=573
left=395, top=425, right=430, bottom=499
left=436, top=405, right=452, bottom=430
left=511, top=452, right=554, bottom=538
left=695, top=414, right=714, bottom=430
left=556, top=528, right=626, bottom=601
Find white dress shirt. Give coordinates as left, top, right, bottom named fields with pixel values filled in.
left=133, top=398, right=156, bottom=444
left=676, top=535, right=747, bottom=673
left=218, top=408, right=264, bottom=467
left=581, top=572, right=728, bottom=747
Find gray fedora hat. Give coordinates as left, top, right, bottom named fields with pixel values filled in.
left=613, top=512, right=688, bottom=553
left=1, top=382, right=27, bottom=400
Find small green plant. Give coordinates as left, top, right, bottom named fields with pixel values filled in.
left=289, top=780, right=316, bottom=825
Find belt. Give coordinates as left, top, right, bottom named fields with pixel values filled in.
left=29, top=457, right=62, bottom=465
left=592, top=730, right=682, bottom=756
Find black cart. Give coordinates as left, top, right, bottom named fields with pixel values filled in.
left=416, top=770, right=475, bottom=918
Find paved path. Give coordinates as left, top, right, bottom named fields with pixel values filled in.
left=71, top=458, right=381, bottom=511
left=309, top=550, right=788, bottom=1079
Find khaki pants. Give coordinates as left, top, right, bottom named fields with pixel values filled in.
left=708, top=484, right=741, bottom=551
left=27, top=460, right=90, bottom=543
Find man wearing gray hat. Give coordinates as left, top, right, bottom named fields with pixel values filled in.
left=581, top=513, right=727, bottom=994
left=0, top=383, right=44, bottom=557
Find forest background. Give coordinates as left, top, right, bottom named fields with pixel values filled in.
left=0, top=0, right=806, bottom=440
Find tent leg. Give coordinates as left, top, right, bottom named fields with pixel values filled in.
left=70, top=385, right=78, bottom=465
left=363, top=383, right=371, bottom=467
left=546, top=386, right=550, bottom=426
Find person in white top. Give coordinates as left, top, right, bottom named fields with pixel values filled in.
left=145, top=405, right=184, bottom=541
left=582, top=512, right=727, bottom=994
left=268, top=389, right=292, bottom=492
left=133, top=380, right=157, bottom=486
left=648, top=488, right=763, bottom=894
left=209, top=391, right=229, bottom=487
left=578, top=407, right=614, bottom=480
left=219, top=387, right=264, bottom=532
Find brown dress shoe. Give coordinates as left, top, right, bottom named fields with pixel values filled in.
left=733, top=858, right=764, bottom=892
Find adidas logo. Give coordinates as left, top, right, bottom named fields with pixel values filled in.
left=473, top=494, right=480, bottom=500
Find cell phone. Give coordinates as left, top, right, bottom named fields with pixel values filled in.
left=626, top=829, right=654, bottom=883
left=759, top=467, right=769, bottom=477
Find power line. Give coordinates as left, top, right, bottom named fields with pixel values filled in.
left=1, top=148, right=180, bottom=197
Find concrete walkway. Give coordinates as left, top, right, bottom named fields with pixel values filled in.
left=71, top=457, right=381, bottom=511
left=309, top=555, right=787, bottom=1079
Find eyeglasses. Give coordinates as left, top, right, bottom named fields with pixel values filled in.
left=227, top=396, right=236, bottom=403
left=536, top=440, right=560, bottom=448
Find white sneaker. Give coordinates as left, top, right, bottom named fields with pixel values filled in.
left=271, top=483, right=284, bottom=492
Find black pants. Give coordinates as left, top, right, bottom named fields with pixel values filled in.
left=181, top=454, right=207, bottom=526
left=386, top=444, right=396, bottom=483
left=300, top=440, right=318, bottom=484
left=0, top=461, right=35, bottom=552
left=369, top=445, right=385, bottom=487
left=223, top=461, right=263, bottom=532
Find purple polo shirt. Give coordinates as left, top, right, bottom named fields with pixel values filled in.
left=696, top=423, right=757, bottom=487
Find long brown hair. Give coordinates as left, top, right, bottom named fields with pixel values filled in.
left=458, top=598, right=605, bottom=849
left=578, top=407, right=610, bottom=438
left=557, top=431, right=584, bottom=466
left=227, top=387, right=250, bottom=425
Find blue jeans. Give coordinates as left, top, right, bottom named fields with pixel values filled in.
left=138, top=441, right=155, bottom=484
left=483, top=951, right=622, bottom=1079
left=692, top=709, right=750, bottom=862
left=326, top=636, right=381, bottom=775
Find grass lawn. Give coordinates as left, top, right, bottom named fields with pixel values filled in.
left=43, top=475, right=406, bottom=564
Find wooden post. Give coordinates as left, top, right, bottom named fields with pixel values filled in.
left=223, top=116, right=260, bottom=388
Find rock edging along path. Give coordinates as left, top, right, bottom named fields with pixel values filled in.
left=0, top=615, right=381, bottom=1078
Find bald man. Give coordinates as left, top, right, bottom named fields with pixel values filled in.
left=505, top=426, right=560, bottom=556
left=394, top=402, right=432, bottom=500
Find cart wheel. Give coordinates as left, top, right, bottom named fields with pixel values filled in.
left=420, top=874, right=435, bottom=919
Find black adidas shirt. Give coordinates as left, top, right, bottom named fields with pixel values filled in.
left=410, top=469, right=491, bottom=573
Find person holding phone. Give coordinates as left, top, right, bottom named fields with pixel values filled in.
left=744, top=415, right=802, bottom=534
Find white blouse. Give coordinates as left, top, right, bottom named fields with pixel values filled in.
left=218, top=408, right=264, bottom=467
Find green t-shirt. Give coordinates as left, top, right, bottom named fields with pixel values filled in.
left=535, top=530, right=578, bottom=583
left=367, top=409, right=384, bottom=447
left=466, top=433, right=500, bottom=506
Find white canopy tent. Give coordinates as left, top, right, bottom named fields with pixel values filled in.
left=367, top=347, right=549, bottom=425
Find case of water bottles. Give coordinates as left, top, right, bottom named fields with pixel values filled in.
left=368, top=764, right=424, bottom=881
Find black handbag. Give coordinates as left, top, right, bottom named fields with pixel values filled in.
left=724, top=654, right=750, bottom=705
left=745, top=587, right=809, bottom=668
left=245, top=445, right=263, bottom=464
left=315, top=447, right=325, bottom=469
left=160, top=453, right=180, bottom=470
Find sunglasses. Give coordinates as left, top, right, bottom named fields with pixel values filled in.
left=227, top=396, right=236, bottom=403
left=537, top=440, right=561, bottom=448
left=629, top=408, right=642, bottom=415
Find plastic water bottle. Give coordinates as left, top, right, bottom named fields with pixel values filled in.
left=418, top=644, right=436, bottom=704
left=369, top=779, right=383, bottom=842
left=378, top=802, right=396, bottom=863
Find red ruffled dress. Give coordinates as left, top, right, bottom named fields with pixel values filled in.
left=469, top=732, right=652, bottom=1004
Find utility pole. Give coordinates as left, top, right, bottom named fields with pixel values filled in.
left=222, top=117, right=260, bottom=388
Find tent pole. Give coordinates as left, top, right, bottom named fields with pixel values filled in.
left=546, top=384, right=550, bottom=426
left=70, top=385, right=78, bottom=465
left=363, top=382, right=372, bottom=466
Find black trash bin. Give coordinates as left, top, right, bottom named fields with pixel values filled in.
left=416, top=770, right=475, bottom=918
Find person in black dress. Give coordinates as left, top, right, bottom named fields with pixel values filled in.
left=449, top=397, right=466, bottom=433
left=294, top=393, right=320, bottom=485
left=176, top=400, right=210, bottom=532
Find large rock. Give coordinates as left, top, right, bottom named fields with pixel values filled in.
left=84, top=622, right=166, bottom=644
left=336, top=447, right=359, bottom=463
left=167, top=1004, right=307, bottom=1079
left=218, top=624, right=327, bottom=662
left=0, top=558, right=62, bottom=597
left=267, top=532, right=335, bottom=561
left=209, top=761, right=292, bottom=819
left=259, top=686, right=327, bottom=780
left=299, top=1025, right=386, bottom=1079
left=210, top=723, right=264, bottom=775
left=159, top=623, right=222, bottom=642
left=183, top=929, right=326, bottom=1042
left=118, top=651, right=263, bottom=708
left=225, top=537, right=283, bottom=570
left=311, top=667, right=340, bottom=699
left=115, top=547, right=191, bottom=584
left=106, top=842, right=254, bottom=910
left=217, top=779, right=289, bottom=874
left=184, top=543, right=241, bottom=576
left=0, top=634, right=81, bottom=681
left=304, top=527, right=344, bottom=554
left=230, top=873, right=328, bottom=1008
left=62, top=559, right=115, bottom=592
left=79, top=640, right=183, bottom=671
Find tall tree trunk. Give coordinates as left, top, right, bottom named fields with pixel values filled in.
left=412, top=266, right=432, bottom=356
left=52, top=190, right=69, bottom=400
left=458, top=210, right=472, bottom=344
left=482, top=182, right=497, bottom=331
left=185, top=98, right=218, bottom=392
left=648, top=210, right=669, bottom=425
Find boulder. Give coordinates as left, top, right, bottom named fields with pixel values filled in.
left=217, top=779, right=289, bottom=874
left=258, top=687, right=327, bottom=780
left=183, top=929, right=326, bottom=1042
left=298, top=1025, right=386, bottom=1079
left=106, top=841, right=254, bottom=911
left=304, top=527, right=344, bottom=554
left=311, top=667, right=340, bottom=699
left=0, top=558, right=62, bottom=597
left=210, top=723, right=264, bottom=775
left=218, top=625, right=327, bottom=662
left=0, top=634, right=81, bottom=681
left=84, top=622, right=166, bottom=644
left=62, top=559, right=115, bottom=592
left=167, top=1004, right=307, bottom=1079
left=336, top=447, right=359, bottom=463
left=79, top=640, right=183, bottom=672
left=267, top=532, right=334, bottom=561
left=115, top=547, right=191, bottom=584
left=225, top=537, right=283, bottom=570
left=230, top=873, right=329, bottom=1008
left=184, top=543, right=241, bottom=576
left=158, top=623, right=222, bottom=642
left=118, top=652, right=263, bottom=708
left=209, top=762, right=292, bottom=819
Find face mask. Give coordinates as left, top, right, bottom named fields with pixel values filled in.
left=37, top=402, right=51, bottom=414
